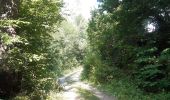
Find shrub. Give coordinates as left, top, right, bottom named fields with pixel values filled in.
left=135, top=47, right=170, bottom=92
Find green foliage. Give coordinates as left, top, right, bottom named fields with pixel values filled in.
left=12, top=0, right=63, bottom=95
left=83, top=51, right=117, bottom=83
left=0, top=0, right=64, bottom=99
left=159, top=48, right=170, bottom=67
left=82, top=51, right=102, bottom=82
left=50, top=18, right=87, bottom=72
left=13, top=96, right=30, bottom=100
left=135, top=47, right=170, bottom=92
left=0, top=20, right=30, bottom=28
left=97, top=74, right=170, bottom=100
left=77, top=88, right=99, bottom=100
left=83, top=0, right=170, bottom=97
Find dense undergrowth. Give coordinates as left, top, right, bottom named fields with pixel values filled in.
left=1, top=0, right=170, bottom=99
left=82, top=0, right=170, bottom=99
left=0, top=0, right=63, bottom=99
left=82, top=54, right=170, bottom=99
left=102, top=79, right=170, bottom=100
left=0, top=0, right=87, bottom=99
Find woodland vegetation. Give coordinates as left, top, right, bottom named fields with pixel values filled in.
left=0, top=0, right=86, bottom=99
left=0, top=0, right=170, bottom=100
left=83, top=0, right=170, bottom=99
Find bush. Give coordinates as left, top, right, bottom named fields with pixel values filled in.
left=82, top=51, right=113, bottom=83
left=82, top=52, right=100, bottom=81
left=135, top=47, right=170, bottom=92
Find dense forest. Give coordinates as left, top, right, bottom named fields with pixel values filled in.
left=83, top=0, right=170, bottom=99
left=0, top=0, right=63, bottom=99
left=0, top=0, right=88, bottom=99
left=0, top=0, right=170, bottom=100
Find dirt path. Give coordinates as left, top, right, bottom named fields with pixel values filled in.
left=53, top=68, right=115, bottom=100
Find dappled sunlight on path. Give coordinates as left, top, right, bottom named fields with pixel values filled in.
left=52, top=68, right=115, bottom=100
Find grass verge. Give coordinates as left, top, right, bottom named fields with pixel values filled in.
left=76, top=88, right=99, bottom=100
left=94, top=77, right=170, bottom=100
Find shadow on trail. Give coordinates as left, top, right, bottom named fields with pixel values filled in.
left=57, top=68, right=82, bottom=91
left=56, top=68, right=115, bottom=100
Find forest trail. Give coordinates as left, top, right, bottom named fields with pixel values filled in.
left=53, top=68, right=115, bottom=100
